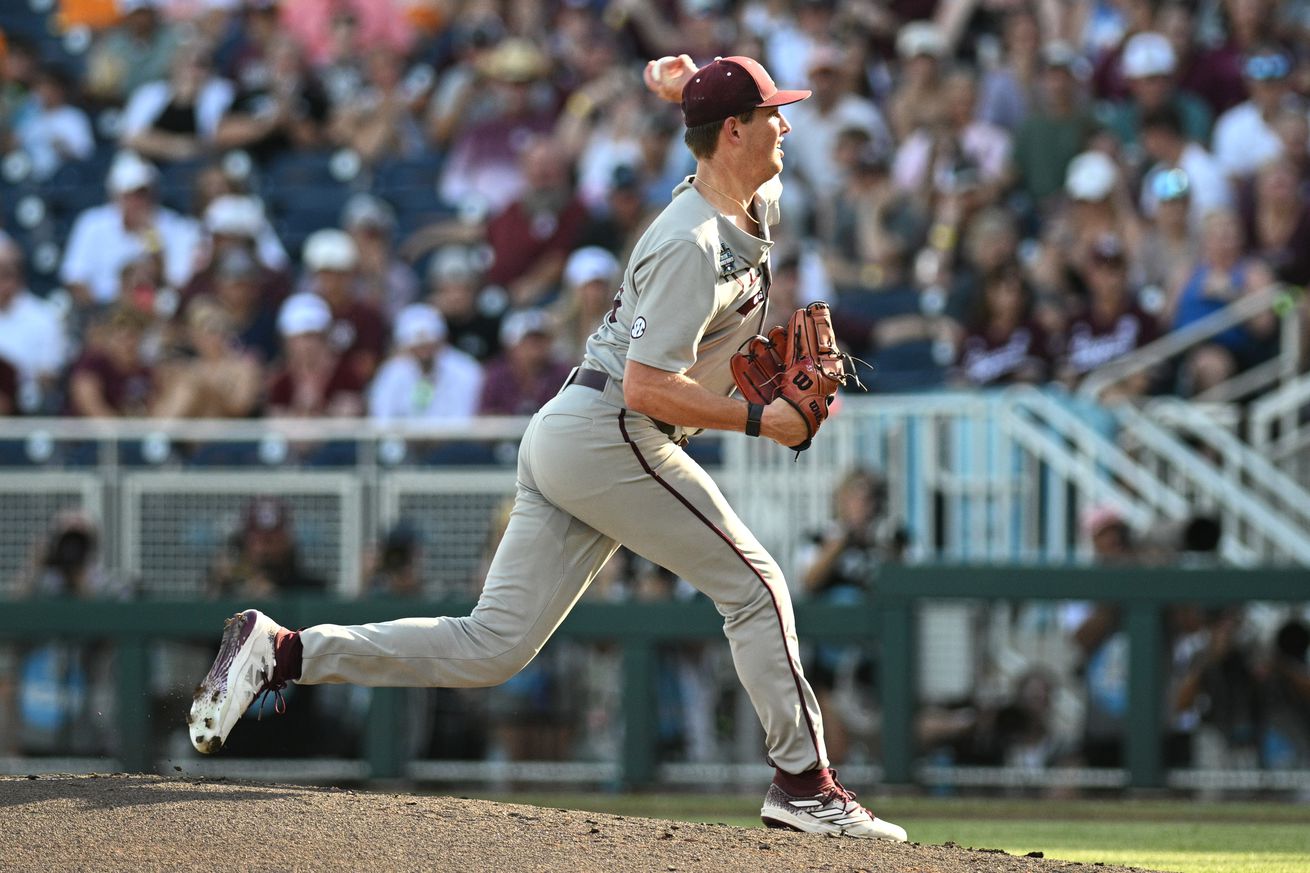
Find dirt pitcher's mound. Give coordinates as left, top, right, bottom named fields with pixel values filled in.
left=0, top=775, right=1164, bottom=873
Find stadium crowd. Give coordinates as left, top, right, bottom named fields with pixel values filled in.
left=2, top=0, right=1310, bottom=783
left=0, top=0, right=1308, bottom=421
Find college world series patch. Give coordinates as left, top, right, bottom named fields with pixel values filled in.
left=631, top=316, right=647, bottom=338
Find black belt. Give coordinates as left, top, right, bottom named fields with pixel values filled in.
left=565, top=366, right=681, bottom=441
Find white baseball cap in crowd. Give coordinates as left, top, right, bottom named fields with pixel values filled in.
left=563, top=246, right=619, bottom=288
left=394, top=303, right=447, bottom=348
left=896, top=22, right=946, bottom=60
left=303, top=229, right=359, bottom=272
left=1121, top=32, right=1176, bottom=79
left=500, top=308, right=554, bottom=347
left=1065, top=151, right=1118, bottom=201
left=204, top=194, right=265, bottom=238
left=340, top=193, right=397, bottom=233
left=427, top=245, right=482, bottom=284
left=107, top=152, right=158, bottom=195
left=277, top=292, right=332, bottom=337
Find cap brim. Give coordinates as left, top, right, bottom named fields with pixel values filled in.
left=758, top=89, right=811, bottom=109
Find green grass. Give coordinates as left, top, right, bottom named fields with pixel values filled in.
left=491, top=793, right=1310, bottom=873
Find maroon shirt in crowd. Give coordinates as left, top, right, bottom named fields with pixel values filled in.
left=266, top=359, right=367, bottom=416
left=325, top=300, right=388, bottom=383
left=484, top=197, right=589, bottom=288
left=477, top=357, right=573, bottom=416
left=1062, top=304, right=1158, bottom=377
left=68, top=351, right=153, bottom=416
left=957, top=322, right=1057, bottom=386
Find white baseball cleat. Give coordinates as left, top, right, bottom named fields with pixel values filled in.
left=761, top=779, right=908, bottom=841
left=187, top=609, right=286, bottom=754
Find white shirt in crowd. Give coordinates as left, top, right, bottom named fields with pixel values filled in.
left=60, top=204, right=202, bottom=303
left=1140, top=143, right=1232, bottom=226
left=367, top=347, right=485, bottom=423
left=0, top=290, right=66, bottom=382
left=1211, top=101, right=1286, bottom=178
left=784, top=94, right=893, bottom=197
left=119, top=78, right=235, bottom=142
left=16, top=104, right=95, bottom=180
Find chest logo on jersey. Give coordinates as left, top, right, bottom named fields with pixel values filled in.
left=630, top=316, right=647, bottom=339
left=718, top=242, right=738, bottom=277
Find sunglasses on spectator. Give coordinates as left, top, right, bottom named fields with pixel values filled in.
left=1244, top=54, right=1290, bottom=81
left=1152, top=168, right=1191, bottom=201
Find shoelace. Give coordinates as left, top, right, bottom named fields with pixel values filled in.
left=820, top=769, right=862, bottom=811
left=255, top=672, right=287, bottom=720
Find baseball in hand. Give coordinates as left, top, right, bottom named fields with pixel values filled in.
left=644, top=54, right=697, bottom=103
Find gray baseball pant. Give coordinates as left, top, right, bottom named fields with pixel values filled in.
left=297, top=382, right=829, bottom=774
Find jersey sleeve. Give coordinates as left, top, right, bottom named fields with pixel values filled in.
left=626, top=239, right=717, bottom=374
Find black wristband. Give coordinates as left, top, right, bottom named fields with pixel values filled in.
left=745, top=402, right=764, bottom=437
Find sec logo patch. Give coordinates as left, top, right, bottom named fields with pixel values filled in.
left=630, top=316, right=647, bottom=339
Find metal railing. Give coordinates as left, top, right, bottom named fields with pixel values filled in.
left=1078, top=282, right=1302, bottom=403
left=1, top=566, right=1304, bottom=791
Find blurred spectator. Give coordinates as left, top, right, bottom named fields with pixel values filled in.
left=119, top=41, right=235, bottom=163
left=1059, top=233, right=1159, bottom=397
left=279, top=0, right=416, bottom=70
left=892, top=68, right=1012, bottom=206
left=887, top=22, right=946, bottom=142
left=1139, top=105, right=1232, bottom=227
left=1170, top=605, right=1262, bottom=773
left=67, top=305, right=155, bottom=417
left=423, top=16, right=506, bottom=146
left=0, top=237, right=68, bottom=414
left=574, top=163, right=659, bottom=265
left=1212, top=48, right=1297, bottom=180
left=1261, top=618, right=1310, bottom=770
left=206, top=496, right=327, bottom=598
left=365, top=522, right=425, bottom=596
left=84, top=0, right=183, bottom=103
left=185, top=247, right=281, bottom=364
left=784, top=45, right=892, bottom=207
left=797, top=468, right=907, bottom=763
left=151, top=295, right=262, bottom=418
left=1030, top=150, right=1143, bottom=314
left=3, top=512, right=125, bottom=757
left=478, top=309, right=571, bottom=416
left=976, top=9, right=1044, bottom=132
left=14, top=64, right=94, bottom=181
left=1157, top=0, right=1246, bottom=117
left=186, top=192, right=291, bottom=296
left=1098, top=32, right=1212, bottom=159
left=328, top=48, right=426, bottom=164
left=553, top=246, right=620, bottom=363
left=368, top=303, right=482, bottom=423
left=215, top=34, right=331, bottom=162
left=1241, top=156, right=1310, bottom=286
left=340, top=194, right=419, bottom=321
left=438, top=39, right=557, bottom=215
left=823, top=142, right=926, bottom=288
left=1168, top=209, right=1277, bottom=395
left=299, top=229, right=386, bottom=384
left=1135, top=168, right=1197, bottom=298
left=1010, top=41, right=1101, bottom=212
left=942, top=206, right=1019, bottom=329
left=266, top=292, right=365, bottom=417
left=60, top=152, right=202, bottom=307
left=425, top=245, right=504, bottom=362
left=0, top=36, right=38, bottom=147
left=483, top=138, right=588, bottom=306
left=954, top=262, right=1057, bottom=386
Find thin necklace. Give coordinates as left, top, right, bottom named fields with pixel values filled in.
left=696, top=176, right=754, bottom=220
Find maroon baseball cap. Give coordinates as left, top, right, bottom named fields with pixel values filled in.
left=681, top=56, right=811, bottom=128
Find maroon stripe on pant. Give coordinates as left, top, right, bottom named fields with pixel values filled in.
left=617, top=409, right=822, bottom=769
